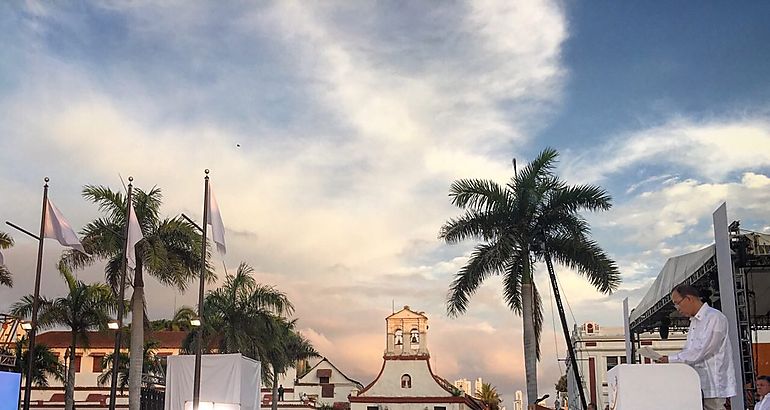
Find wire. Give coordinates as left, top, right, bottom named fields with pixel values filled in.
left=546, top=278, right=563, bottom=373
left=555, top=273, right=578, bottom=326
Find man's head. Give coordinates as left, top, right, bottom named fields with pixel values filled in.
left=671, top=284, right=704, bottom=317
left=757, top=375, right=770, bottom=398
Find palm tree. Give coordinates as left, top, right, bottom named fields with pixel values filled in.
left=98, top=339, right=164, bottom=392
left=150, top=306, right=198, bottom=331
left=0, top=231, right=13, bottom=287
left=475, top=382, right=501, bottom=410
left=182, top=262, right=293, bottom=358
left=9, top=336, right=65, bottom=387
left=62, top=185, right=212, bottom=410
left=11, top=262, right=116, bottom=410
left=265, top=318, right=319, bottom=410
left=439, top=148, right=620, bottom=406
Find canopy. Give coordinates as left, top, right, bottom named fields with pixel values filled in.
left=630, top=233, right=770, bottom=334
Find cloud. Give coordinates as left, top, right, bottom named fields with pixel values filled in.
left=562, top=117, right=770, bottom=184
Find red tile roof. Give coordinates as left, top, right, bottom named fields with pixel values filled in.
left=35, top=330, right=188, bottom=349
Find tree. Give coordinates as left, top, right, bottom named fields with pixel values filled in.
left=98, top=339, right=164, bottom=392
left=182, top=262, right=293, bottom=360
left=475, top=382, right=502, bottom=410
left=62, top=185, right=212, bottom=410
left=440, top=148, right=620, bottom=406
left=0, top=231, right=13, bottom=287
left=555, top=374, right=567, bottom=393
left=11, top=262, right=116, bottom=410
left=265, top=318, right=319, bottom=410
left=3, top=336, right=65, bottom=387
left=150, top=306, right=197, bottom=331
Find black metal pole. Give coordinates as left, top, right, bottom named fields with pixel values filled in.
left=192, top=170, right=210, bottom=410
left=542, top=241, right=589, bottom=410
left=23, top=177, right=49, bottom=410
left=109, top=178, right=133, bottom=410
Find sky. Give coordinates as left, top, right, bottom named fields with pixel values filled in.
left=2, top=1, right=770, bottom=406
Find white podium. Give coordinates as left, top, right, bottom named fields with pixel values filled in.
left=607, top=364, right=701, bottom=410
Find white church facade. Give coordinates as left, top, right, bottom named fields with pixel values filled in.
left=350, top=306, right=484, bottom=410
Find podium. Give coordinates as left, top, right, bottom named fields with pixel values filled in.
left=607, top=364, right=701, bottom=410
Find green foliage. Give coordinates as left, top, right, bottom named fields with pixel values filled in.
left=4, top=337, right=65, bottom=387
left=475, top=382, right=502, bottom=410
left=440, top=147, right=621, bottom=354
left=555, top=374, right=567, bottom=393
left=0, top=230, right=14, bottom=287
left=98, top=340, right=164, bottom=391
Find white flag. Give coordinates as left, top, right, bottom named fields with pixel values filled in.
left=207, top=184, right=226, bottom=255
left=126, top=201, right=144, bottom=269
left=44, top=198, right=87, bottom=254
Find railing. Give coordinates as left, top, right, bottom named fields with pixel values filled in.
left=141, top=387, right=165, bottom=410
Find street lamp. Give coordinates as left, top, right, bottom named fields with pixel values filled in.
left=107, top=321, right=120, bottom=330
left=190, top=317, right=201, bottom=327
left=20, top=321, right=32, bottom=331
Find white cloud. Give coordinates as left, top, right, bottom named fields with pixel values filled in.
left=562, top=118, right=770, bottom=184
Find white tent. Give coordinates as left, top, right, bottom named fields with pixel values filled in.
left=165, top=354, right=261, bottom=410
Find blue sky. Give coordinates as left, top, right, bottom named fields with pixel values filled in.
left=1, top=1, right=770, bottom=405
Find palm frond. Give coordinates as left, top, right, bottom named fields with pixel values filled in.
left=448, top=179, right=512, bottom=212
left=0, top=264, right=12, bottom=287
left=439, top=209, right=513, bottom=244
left=0, top=231, right=14, bottom=249
left=546, top=234, right=621, bottom=294
left=447, top=240, right=512, bottom=317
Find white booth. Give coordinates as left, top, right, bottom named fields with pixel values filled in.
left=607, top=364, right=701, bottom=410
left=165, top=354, right=261, bottom=410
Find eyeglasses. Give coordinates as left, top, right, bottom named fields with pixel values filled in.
left=672, top=295, right=689, bottom=307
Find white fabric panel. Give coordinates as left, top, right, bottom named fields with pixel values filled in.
left=165, top=354, right=260, bottom=410
left=629, top=245, right=715, bottom=324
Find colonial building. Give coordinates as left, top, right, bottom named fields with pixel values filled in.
left=350, top=306, right=483, bottom=410
left=23, top=329, right=186, bottom=407
left=262, top=357, right=364, bottom=409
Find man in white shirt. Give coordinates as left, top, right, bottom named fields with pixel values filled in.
left=756, top=375, right=770, bottom=410
left=658, top=284, right=736, bottom=410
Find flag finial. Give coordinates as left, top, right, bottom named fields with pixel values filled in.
left=128, top=176, right=133, bottom=182
left=44, top=176, right=49, bottom=184
left=205, top=169, right=210, bottom=174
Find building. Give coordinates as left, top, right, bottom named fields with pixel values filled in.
left=452, top=378, right=483, bottom=396
left=513, top=391, right=522, bottom=410
left=350, top=306, right=484, bottom=410
left=452, top=379, right=471, bottom=395
left=565, top=322, right=687, bottom=410
left=262, top=357, right=364, bottom=409
left=23, top=329, right=187, bottom=406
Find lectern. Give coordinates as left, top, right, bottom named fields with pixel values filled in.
left=607, top=364, right=701, bottom=410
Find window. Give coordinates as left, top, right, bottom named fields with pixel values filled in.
left=606, top=356, right=627, bottom=371
left=410, top=329, right=419, bottom=344
left=434, top=407, right=446, bottom=410
left=368, top=406, right=378, bottom=410
left=401, top=374, right=412, bottom=389
left=74, top=355, right=82, bottom=373
left=92, top=355, right=104, bottom=372
left=395, top=329, right=403, bottom=346
left=320, top=376, right=330, bottom=384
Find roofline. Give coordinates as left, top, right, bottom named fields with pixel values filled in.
left=299, top=357, right=364, bottom=389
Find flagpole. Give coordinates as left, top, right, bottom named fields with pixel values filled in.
left=22, top=177, right=49, bottom=410
left=193, top=170, right=210, bottom=410
left=109, top=177, right=133, bottom=410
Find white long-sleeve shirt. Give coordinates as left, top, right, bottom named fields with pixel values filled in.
left=669, top=303, right=737, bottom=399
left=756, top=394, right=770, bottom=410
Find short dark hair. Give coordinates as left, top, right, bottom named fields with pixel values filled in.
left=758, top=375, right=770, bottom=383
left=672, top=284, right=701, bottom=298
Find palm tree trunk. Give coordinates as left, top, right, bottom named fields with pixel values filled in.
left=271, top=365, right=279, bottom=410
left=65, top=332, right=77, bottom=410
left=521, top=253, right=538, bottom=407
left=129, top=259, right=144, bottom=410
